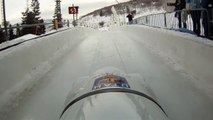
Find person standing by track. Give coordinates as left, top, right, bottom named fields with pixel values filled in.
left=186, top=0, right=202, bottom=36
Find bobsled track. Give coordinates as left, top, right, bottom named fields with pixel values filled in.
left=0, top=25, right=213, bottom=120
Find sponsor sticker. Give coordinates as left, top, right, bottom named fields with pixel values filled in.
left=92, top=74, right=130, bottom=90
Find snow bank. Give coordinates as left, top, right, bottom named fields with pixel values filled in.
left=134, top=7, right=166, bottom=19
left=16, top=34, right=37, bottom=40
left=0, top=27, right=70, bottom=51
left=0, top=27, right=95, bottom=116
left=119, top=25, right=213, bottom=98
left=0, top=34, right=37, bottom=50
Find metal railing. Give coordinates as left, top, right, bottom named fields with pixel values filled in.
left=133, top=8, right=213, bottom=38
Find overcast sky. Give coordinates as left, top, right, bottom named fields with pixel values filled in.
left=0, top=0, right=129, bottom=24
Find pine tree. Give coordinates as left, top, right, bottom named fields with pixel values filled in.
left=21, top=8, right=29, bottom=25
left=31, top=0, right=41, bottom=23
left=21, top=0, right=45, bottom=35
left=53, top=0, right=63, bottom=29
left=21, top=8, right=36, bottom=35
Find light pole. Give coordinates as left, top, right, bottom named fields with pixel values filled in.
left=2, top=0, right=8, bottom=41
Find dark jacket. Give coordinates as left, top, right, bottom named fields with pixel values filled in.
left=126, top=14, right=133, bottom=21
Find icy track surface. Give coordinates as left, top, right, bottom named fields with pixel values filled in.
left=5, top=28, right=213, bottom=120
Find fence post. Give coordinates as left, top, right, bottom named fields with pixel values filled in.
left=164, top=13, right=167, bottom=28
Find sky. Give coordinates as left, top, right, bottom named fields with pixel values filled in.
left=0, top=0, right=129, bottom=24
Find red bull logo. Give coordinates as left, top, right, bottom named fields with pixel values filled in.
left=92, top=74, right=130, bottom=90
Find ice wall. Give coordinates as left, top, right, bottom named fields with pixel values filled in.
left=0, top=27, right=95, bottom=114
left=120, top=25, right=213, bottom=97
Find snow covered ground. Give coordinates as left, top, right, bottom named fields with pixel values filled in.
left=0, top=25, right=213, bottom=120
left=79, top=6, right=165, bottom=30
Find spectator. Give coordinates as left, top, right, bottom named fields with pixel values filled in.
left=35, top=25, right=41, bottom=35
left=67, top=20, right=70, bottom=27
left=201, top=0, right=213, bottom=37
left=168, top=0, right=187, bottom=28
left=39, top=19, right=46, bottom=34
left=181, top=8, right=188, bottom=28
left=126, top=13, right=134, bottom=24
left=9, top=24, right=15, bottom=40
left=186, top=0, right=202, bottom=36
left=176, top=0, right=187, bottom=28
left=16, top=24, right=21, bottom=38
